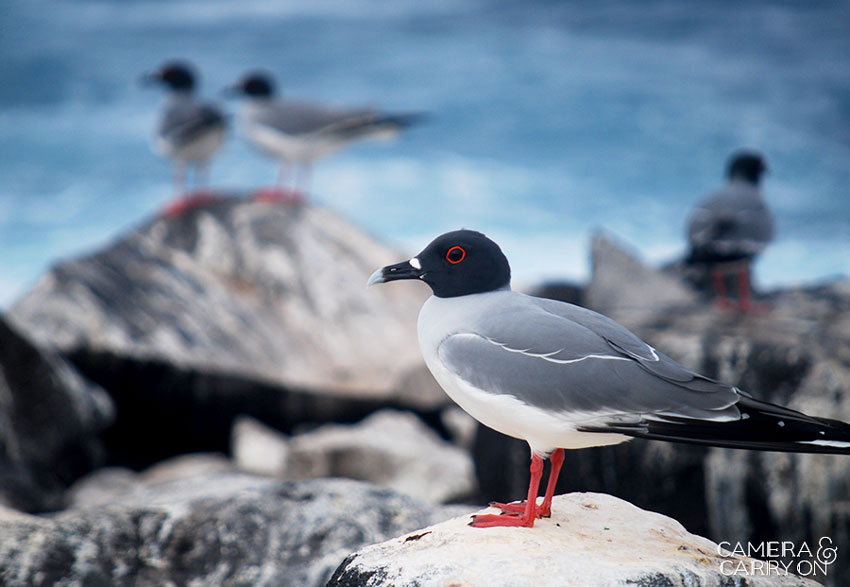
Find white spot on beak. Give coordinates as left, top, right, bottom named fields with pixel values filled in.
left=409, top=257, right=422, bottom=270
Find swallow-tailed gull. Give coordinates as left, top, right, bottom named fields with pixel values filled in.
left=142, top=61, right=227, bottom=211
left=226, top=71, right=424, bottom=202
left=686, top=150, right=773, bottom=311
left=369, top=229, right=850, bottom=528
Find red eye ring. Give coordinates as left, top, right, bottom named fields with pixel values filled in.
left=446, top=246, right=466, bottom=264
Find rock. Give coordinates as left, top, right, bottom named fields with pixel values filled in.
left=8, top=196, right=446, bottom=468
left=328, top=492, right=819, bottom=586
left=232, top=416, right=291, bottom=477
left=233, top=410, right=477, bottom=503
left=585, top=230, right=698, bottom=316
left=0, top=474, right=467, bottom=587
left=476, top=233, right=850, bottom=585
left=67, top=453, right=238, bottom=509
left=0, top=316, right=113, bottom=511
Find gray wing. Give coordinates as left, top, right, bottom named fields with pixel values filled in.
left=687, top=183, right=774, bottom=257
left=253, top=100, right=376, bottom=136
left=438, top=297, right=741, bottom=425
left=159, top=100, right=226, bottom=147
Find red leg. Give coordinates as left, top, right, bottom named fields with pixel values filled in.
left=471, top=453, right=544, bottom=528
left=536, top=448, right=564, bottom=518
left=489, top=449, right=565, bottom=518
left=160, top=191, right=218, bottom=217
left=712, top=267, right=731, bottom=309
left=737, top=263, right=751, bottom=312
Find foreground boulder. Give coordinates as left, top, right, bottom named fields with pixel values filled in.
left=0, top=474, right=466, bottom=587
left=8, top=196, right=445, bottom=467
left=475, top=232, right=850, bottom=581
left=0, top=316, right=113, bottom=511
left=329, top=492, right=819, bottom=586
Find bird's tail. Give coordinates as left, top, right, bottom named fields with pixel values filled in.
left=579, top=396, right=850, bottom=455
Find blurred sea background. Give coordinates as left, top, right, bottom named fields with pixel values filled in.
left=1, top=0, right=848, bottom=307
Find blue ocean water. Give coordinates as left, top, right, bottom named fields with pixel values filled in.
left=1, top=0, right=848, bottom=306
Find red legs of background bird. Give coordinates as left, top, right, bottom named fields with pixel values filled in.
left=737, top=262, right=752, bottom=312
left=712, top=267, right=732, bottom=310
left=712, top=262, right=761, bottom=313
left=254, top=160, right=303, bottom=205
left=253, top=160, right=304, bottom=205
left=161, top=163, right=218, bottom=217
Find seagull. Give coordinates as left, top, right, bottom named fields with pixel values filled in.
left=225, top=71, right=425, bottom=202
left=686, top=150, right=774, bottom=311
left=368, top=229, right=850, bottom=528
left=141, top=60, right=227, bottom=215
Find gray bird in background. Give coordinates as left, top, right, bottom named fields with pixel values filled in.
left=369, top=230, right=850, bottom=528
left=142, top=61, right=227, bottom=214
left=686, top=150, right=773, bottom=311
left=226, top=71, right=425, bottom=203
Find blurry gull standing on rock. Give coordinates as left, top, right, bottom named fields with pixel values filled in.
left=225, top=71, right=425, bottom=203
left=141, top=60, right=227, bottom=216
left=686, top=150, right=774, bottom=311
left=369, top=229, right=850, bottom=528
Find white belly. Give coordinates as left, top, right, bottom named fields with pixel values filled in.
left=158, top=127, right=225, bottom=165
left=243, top=122, right=350, bottom=162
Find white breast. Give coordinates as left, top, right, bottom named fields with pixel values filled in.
left=417, top=293, right=629, bottom=456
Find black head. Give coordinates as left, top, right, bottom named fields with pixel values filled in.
left=230, top=72, right=276, bottom=98
left=368, top=230, right=511, bottom=298
left=143, top=61, right=196, bottom=92
left=726, top=150, right=768, bottom=185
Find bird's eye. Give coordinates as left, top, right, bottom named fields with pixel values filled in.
left=446, top=246, right=466, bottom=264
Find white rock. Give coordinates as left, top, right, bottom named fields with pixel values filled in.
left=231, top=415, right=291, bottom=477
left=329, top=492, right=820, bottom=587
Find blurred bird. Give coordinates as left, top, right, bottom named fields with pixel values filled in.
left=225, top=71, right=425, bottom=203
left=369, top=229, right=850, bottom=528
left=141, top=60, right=227, bottom=215
left=686, top=150, right=773, bottom=311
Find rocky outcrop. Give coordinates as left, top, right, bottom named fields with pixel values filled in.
left=8, top=196, right=445, bottom=467
left=0, top=473, right=467, bottom=587
left=232, top=410, right=477, bottom=503
left=0, top=316, right=113, bottom=511
left=474, top=232, right=850, bottom=585
left=329, top=492, right=820, bottom=586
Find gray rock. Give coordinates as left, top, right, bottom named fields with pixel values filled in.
left=0, top=316, right=113, bottom=511
left=232, top=410, right=477, bottom=503
left=585, top=230, right=698, bottom=316
left=7, top=196, right=446, bottom=468
left=0, top=474, right=466, bottom=587
left=10, top=196, right=439, bottom=405
left=328, top=492, right=819, bottom=587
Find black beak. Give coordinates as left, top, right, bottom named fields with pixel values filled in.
left=367, top=259, right=424, bottom=286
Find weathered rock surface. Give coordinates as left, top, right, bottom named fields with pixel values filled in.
left=0, top=474, right=467, bottom=587
left=0, top=316, right=113, bottom=511
left=329, top=492, right=820, bottom=586
left=7, top=196, right=446, bottom=467
left=232, top=410, right=476, bottom=503
left=585, top=230, right=698, bottom=316
left=10, top=197, right=430, bottom=399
